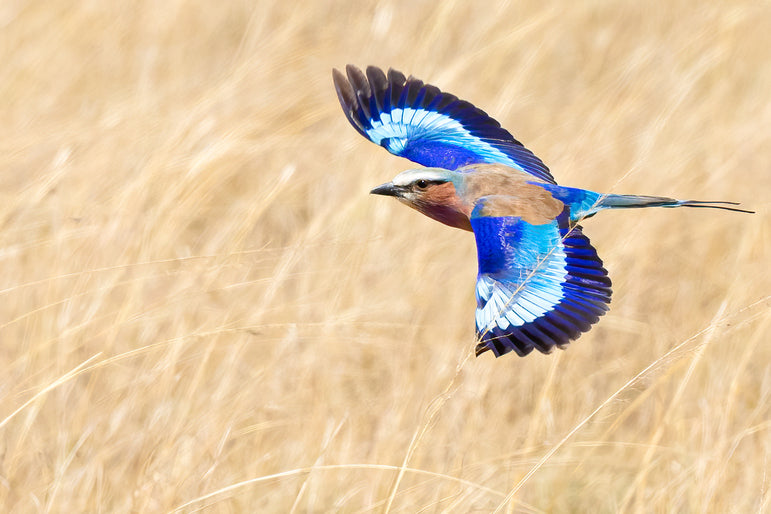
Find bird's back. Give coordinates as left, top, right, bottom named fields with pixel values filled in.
left=457, top=163, right=565, bottom=224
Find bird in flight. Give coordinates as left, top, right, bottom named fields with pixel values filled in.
left=333, top=65, right=751, bottom=358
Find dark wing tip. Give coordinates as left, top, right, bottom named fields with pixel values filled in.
left=476, top=329, right=539, bottom=358
left=332, top=67, right=353, bottom=105
left=365, top=65, right=388, bottom=88
left=333, top=66, right=367, bottom=135
left=387, top=67, right=407, bottom=86
left=345, top=64, right=370, bottom=98
left=366, top=66, right=388, bottom=111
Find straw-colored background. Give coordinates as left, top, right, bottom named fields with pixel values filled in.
left=1, top=1, right=769, bottom=512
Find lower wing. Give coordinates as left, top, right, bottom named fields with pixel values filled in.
left=471, top=199, right=612, bottom=357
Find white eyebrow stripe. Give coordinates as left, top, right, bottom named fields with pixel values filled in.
left=391, top=168, right=452, bottom=187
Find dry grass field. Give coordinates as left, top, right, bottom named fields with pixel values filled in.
left=1, top=1, right=769, bottom=512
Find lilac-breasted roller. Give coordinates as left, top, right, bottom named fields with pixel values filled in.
left=333, top=65, right=751, bottom=358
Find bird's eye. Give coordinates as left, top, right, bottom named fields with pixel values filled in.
left=415, top=179, right=429, bottom=190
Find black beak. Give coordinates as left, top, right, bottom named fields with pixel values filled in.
left=370, top=182, right=400, bottom=197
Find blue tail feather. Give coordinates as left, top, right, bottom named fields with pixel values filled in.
left=533, top=183, right=753, bottom=219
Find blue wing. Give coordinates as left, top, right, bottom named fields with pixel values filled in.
left=470, top=200, right=612, bottom=357
left=333, top=65, right=556, bottom=184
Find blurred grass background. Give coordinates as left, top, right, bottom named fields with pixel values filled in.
left=0, top=0, right=769, bottom=512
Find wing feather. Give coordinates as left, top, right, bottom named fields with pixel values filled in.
left=470, top=200, right=612, bottom=357
left=333, top=65, right=556, bottom=183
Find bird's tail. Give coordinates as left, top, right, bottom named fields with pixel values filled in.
left=596, top=194, right=754, bottom=214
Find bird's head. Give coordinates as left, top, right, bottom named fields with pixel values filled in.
left=370, top=168, right=472, bottom=230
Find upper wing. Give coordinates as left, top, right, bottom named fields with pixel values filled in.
left=333, top=65, right=556, bottom=184
left=470, top=197, right=612, bottom=357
